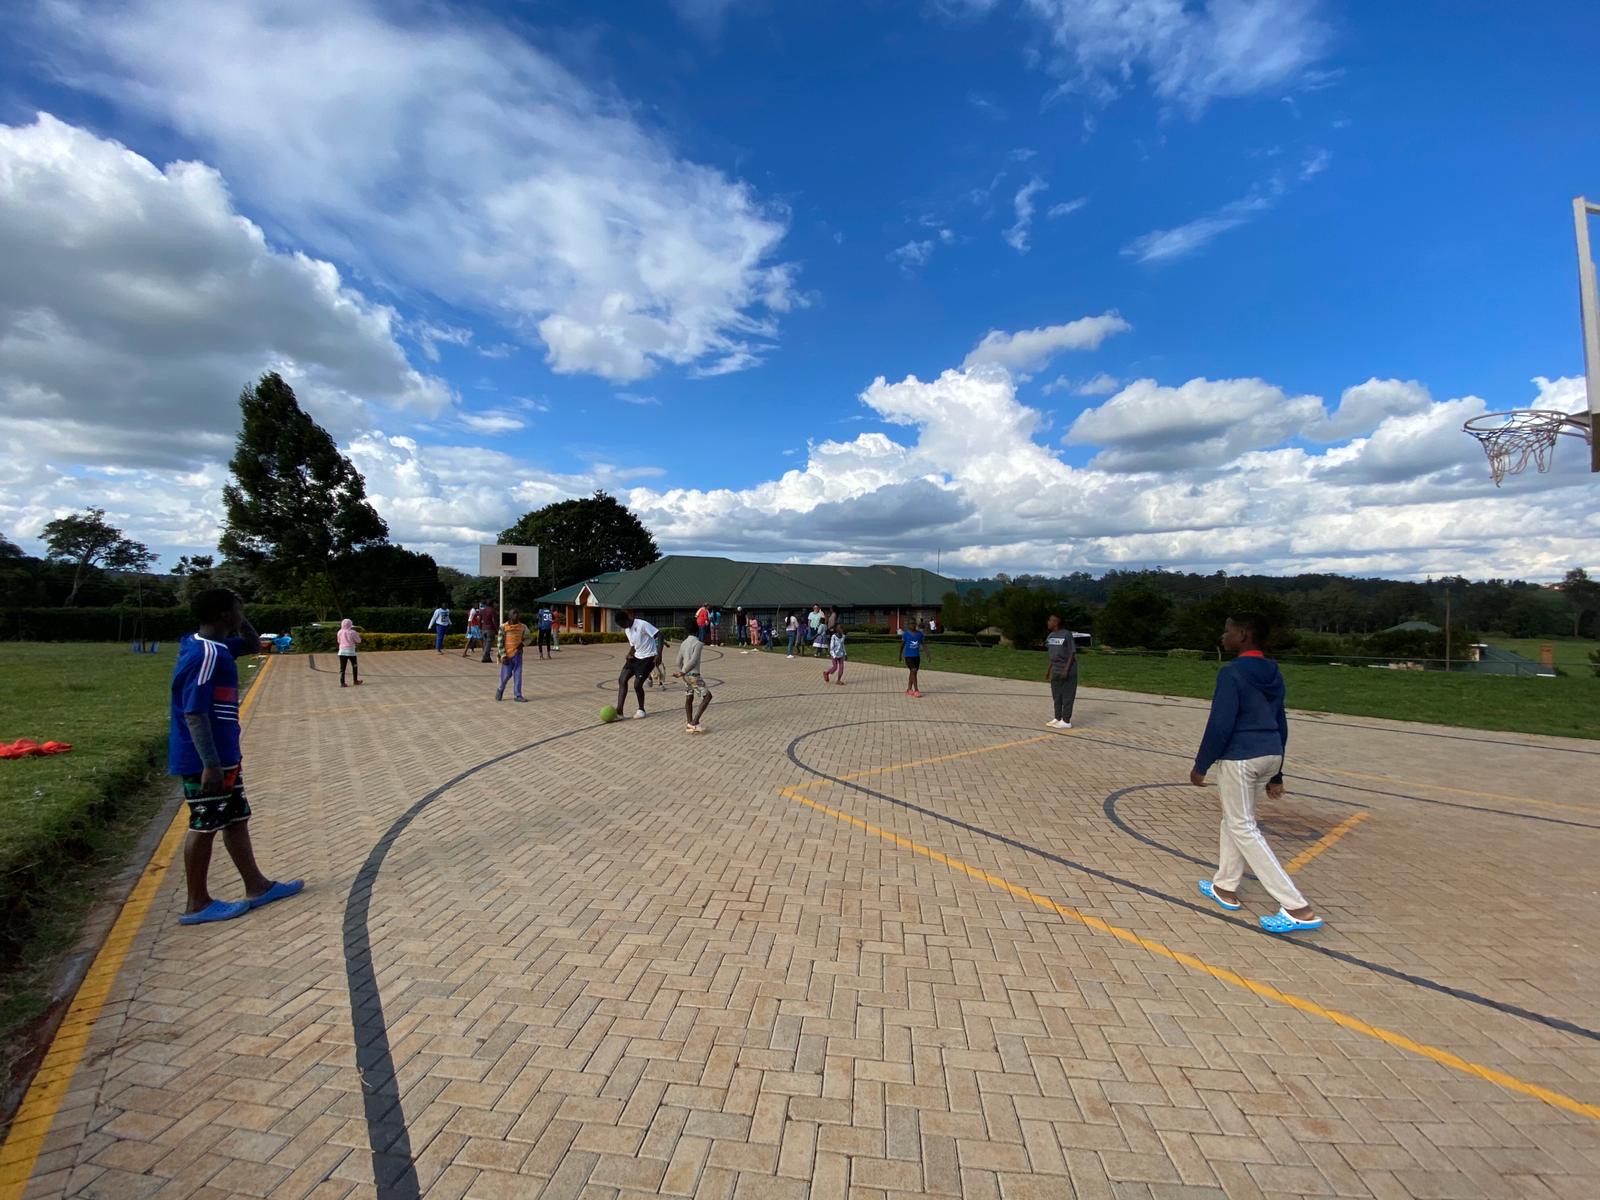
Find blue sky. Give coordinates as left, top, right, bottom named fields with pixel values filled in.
left=1, top=0, right=1597, bottom=579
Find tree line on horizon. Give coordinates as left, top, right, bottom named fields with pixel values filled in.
left=2, top=373, right=1595, bottom=646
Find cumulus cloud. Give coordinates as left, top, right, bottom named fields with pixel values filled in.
left=0, top=114, right=452, bottom=472
left=1066, top=376, right=1325, bottom=471
left=44, top=0, right=795, bottom=383
left=963, top=313, right=1133, bottom=375
left=1016, top=0, right=1333, bottom=115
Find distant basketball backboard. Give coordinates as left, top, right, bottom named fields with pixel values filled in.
left=478, top=544, right=539, bottom=578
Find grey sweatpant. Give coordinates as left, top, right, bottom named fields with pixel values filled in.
left=1049, top=663, right=1078, bottom=721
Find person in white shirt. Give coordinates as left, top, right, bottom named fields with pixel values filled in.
left=427, top=605, right=451, bottom=654
left=615, top=612, right=660, bottom=719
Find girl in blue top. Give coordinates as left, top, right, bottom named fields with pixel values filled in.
left=898, top=622, right=926, bottom=697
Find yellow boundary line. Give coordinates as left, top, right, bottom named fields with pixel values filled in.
left=0, top=655, right=277, bottom=1197
left=778, top=784, right=1600, bottom=1122
left=1284, top=810, right=1369, bottom=874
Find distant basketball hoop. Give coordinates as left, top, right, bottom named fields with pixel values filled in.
left=1462, top=410, right=1593, bottom=485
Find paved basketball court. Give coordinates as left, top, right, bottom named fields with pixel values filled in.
left=8, top=644, right=1600, bottom=1200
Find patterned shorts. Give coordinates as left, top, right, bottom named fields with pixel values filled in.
left=180, top=765, right=251, bottom=832
left=681, top=671, right=711, bottom=698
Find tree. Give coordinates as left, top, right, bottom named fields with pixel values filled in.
left=0, top=533, right=22, bottom=559
left=40, top=507, right=146, bottom=606
left=337, top=544, right=446, bottom=606
left=1096, top=582, right=1174, bottom=649
left=500, top=491, right=659, bottom=592
left=220, top=373, right=389, bottom=600
left=1172, top=588, right=1298, bottom=654
left=172, top=554, right=217, bottom=603
left=1560, top=568, right=1600, bottom=638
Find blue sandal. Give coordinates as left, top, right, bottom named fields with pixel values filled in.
left=179, top=898, right=250, bottom=925
left=248, top=879, right=305, bottom=910
left=1198, top=881, right=1241, bottom=911
left=1259, top=908, right=1323, bottom=934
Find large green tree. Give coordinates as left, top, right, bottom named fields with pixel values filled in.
left=1562, top=567, right=1600, bottom=638
left=500, top=491, right=659, bottom=591
left=1096, top=582, right=1174, bottom=650
left=40, top=506, right=148, bottom=606
left=220, top=373, right=389, bottom=598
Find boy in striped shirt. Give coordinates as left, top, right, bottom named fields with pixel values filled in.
left=169, top=590, right=302, bottom=925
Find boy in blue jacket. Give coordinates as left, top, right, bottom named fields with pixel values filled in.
left=1189, top=613, right=1322, bottom=934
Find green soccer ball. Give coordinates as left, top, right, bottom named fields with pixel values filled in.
left=599, top=705, right=618, bottom=723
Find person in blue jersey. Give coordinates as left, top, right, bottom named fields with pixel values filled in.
left=535, top=605, right=555, bottom=660
left=1190, top=612, right=1322, bottom=935
left=169, top=589, right=303, bottom=925
left=897, top=620, right=927, bottom=697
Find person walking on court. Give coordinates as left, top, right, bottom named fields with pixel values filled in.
left=535, top=605, right=555, bottom=659
left=1043, top=613, right=1076, bottom=729
left=747, top=612, right=761, bottom=651
left=695, top=603, right=710, bottom=644
left=463, top=603, right=481, bottom=658
left=1191, top=612, right=1323, bottom=934
left=785, top=612, right=799, bottom=658
left=337, top=618, right=362, bottom=687
left=898, top=620, right=926, bottom=696
left=674, top=624, right=714, bottom=733
left=169, top=589, right=303, bottom=925
left=427, top=603, right=451, bottom=653
left=478, top=600, right=498, bottom=663
left=496, top=609, right=528, bottom=701
left=822, top=624, right=847, bottom=684
left=615, top=612, right=659, bottom=718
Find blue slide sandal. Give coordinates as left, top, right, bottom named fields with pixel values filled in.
left=249, top=879, right=305, bottom=910
left=1198, top=880, right=1241, bottom=911
left=1259, top=908, right=1324, bottom=934
left=178, top=898, right=250, bottom=925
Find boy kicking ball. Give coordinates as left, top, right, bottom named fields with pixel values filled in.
left=169, top=589, right=303, bottom=925
left=673, top=624, right=714, bottom=733
left=1190, top=612, right=1321, bottom=934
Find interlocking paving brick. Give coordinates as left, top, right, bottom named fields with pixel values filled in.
left=12, top=646, right=1600, bottom=1199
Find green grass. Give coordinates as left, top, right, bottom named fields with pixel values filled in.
left=847, top=641, right=1598, bottom=740
left=1484, top=635, right=1600, bottom=674
left=0, top=644, right=260, bottom=1067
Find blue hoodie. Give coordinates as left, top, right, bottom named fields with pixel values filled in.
left=1194, top=654, right=1289, bottom=782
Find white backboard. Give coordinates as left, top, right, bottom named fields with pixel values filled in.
left=478, top=544, right=540, bottom=577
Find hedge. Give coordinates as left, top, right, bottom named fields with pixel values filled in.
left=2, top=605, right=443, bottom=643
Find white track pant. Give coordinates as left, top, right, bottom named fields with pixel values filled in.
left=1212, top=756, right=1308, bottom=911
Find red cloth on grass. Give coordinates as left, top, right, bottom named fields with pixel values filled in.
left=0, top=739, right=73, bottom=758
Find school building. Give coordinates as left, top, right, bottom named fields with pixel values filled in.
left=537, top=555, right=956, bottom=635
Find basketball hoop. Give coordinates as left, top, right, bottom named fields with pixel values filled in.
left=1462, top=409, right=1593, bottom=485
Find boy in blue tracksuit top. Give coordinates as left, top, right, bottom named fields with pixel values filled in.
left=169, top=589, right=303, bottom=925
left=1189, top=613, right=1322, bottom=934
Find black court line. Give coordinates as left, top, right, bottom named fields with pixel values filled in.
left=784, top=719, right=1600, bottom=1045
left=1103, top=781, right=1362, bottom=871
left=341, top=685, right=854, bottom=1199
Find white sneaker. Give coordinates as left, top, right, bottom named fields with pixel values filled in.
left=786, top=654, right=794, bottom=659
left=633, top=710, right=647, bottom=719
left=1059, top=721, right=1072, bottom=730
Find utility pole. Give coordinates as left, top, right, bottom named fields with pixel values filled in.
left=1444, top=586, right=1452, bottom=671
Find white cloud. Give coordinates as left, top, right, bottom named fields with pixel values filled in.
left=888, top=239, right=935, bottom=273
left=459, top=409, right=527, bottom=434
left=1077, top=372, right=1121, bottom=396
left=0, top=114, right=452, bottom=473
left=1066, top=376, right=1325, bottom=471
left=1003, top=178, right=1047, bottom=252
left=1123, top=194, right=1272, bottom=262
left=963, top=313, right=1133, bottom=375
left=46, top=0, right=795, bottom=384
left=1311, top=378, right=1434, bottom=441
left=1047, top=197, right=1088, bottom=219
left=618, top=393, right=661, bottom=406
left=1017, top=0, right=1333, bottom=115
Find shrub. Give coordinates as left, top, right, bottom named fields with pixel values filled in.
left=1590, top=647, right=1600, bottom=678
left=1167, top=648, right=1204, bottom=660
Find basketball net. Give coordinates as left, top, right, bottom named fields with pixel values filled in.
left=1463, top=410, right=1592, bottom=486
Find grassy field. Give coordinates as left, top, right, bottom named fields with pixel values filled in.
left=0, top=643, right=260, bottom=1060
left=846, top=641, right=1598, bottom=740
left=1486, top=635, right=1600, bottom=674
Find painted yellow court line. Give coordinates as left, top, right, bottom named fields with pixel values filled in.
left=790, top=733, right=1060, bottom=793
left=0, top=655, right=277, bottom=1197
left=1310, top=765, right=1594, bottom=815
left=1284, top=810, right=1370, bottom=874
left=778, top=784, right=1600, bottom=1123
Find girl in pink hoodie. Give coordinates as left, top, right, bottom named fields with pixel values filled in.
left=337, top=618, right=363, bottom=687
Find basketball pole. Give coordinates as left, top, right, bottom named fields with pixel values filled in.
left=1574, top=196, right=1600, bottom=472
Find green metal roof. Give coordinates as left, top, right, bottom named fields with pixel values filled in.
left=538, top=556, right=956, bottom=610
